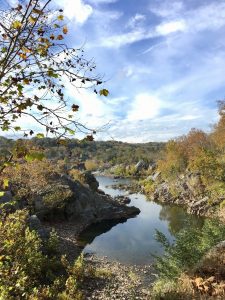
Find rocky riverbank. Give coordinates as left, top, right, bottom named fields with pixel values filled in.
left=147, top=172, right=225, bottom=222
left=81, top=255, right=154, bottom=300
left=106, top=172, right=225, bottom=223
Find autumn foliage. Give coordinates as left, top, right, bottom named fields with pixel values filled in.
left=158, top=104, right=225, bottom=184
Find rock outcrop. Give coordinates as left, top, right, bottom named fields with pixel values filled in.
left=135, top=160, right=148, bottom=173
left=31, top=174, right=140, bottom=223
left=146, top=172, right=224, bottom=217
left=114, top=195, right=131, bottom=205
left=1, top=173, right=140, bottom=241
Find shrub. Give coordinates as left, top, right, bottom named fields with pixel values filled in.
left=153, top=219, right=225, bottom=283
left=0, top=210, right=62, bottom=299
left=0, top=209, right=98, bottom=300
left=68, top=169, right=86, bottom=184
left=84, top=160, right=98, bottom=171
left=141, top=178, right=156, bottom=194
left=152, top=219, right=225, bottom=299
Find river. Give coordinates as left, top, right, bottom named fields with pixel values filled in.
left=78, top=176, right=204, bottom=265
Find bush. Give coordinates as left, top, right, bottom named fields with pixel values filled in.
left=0, top=210, right=62, bottom=299
left=68, top=169, right=86, bottom=184
left=154, top=219, right=225, bottom=280
left=84, top=160, right=98, bottom=171
left=141, top=178, right=156, bottom=194
left=152, top=219, right=225, bottom=299
left=0, top=209, right=97, bottom=300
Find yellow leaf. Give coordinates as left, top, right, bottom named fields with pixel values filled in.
left=12, top=20, right=22, bottom=29
left=3, top=179, right=9, bottom=189
left=23, top=78, right=30, bottom=84
left=99, top=89, right=109, bottom=97
left=22, top=47, right=31, bottom=53
left=57, top=15, right=64, bottom=21
left=38, top=37, right=45, bottom=42
left=29, top=16, right=37, bottom=24
left=19, top=53, right=27, bottom=60
left=63, top=26, right=68, bottom=34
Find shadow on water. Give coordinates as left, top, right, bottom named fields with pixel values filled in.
left=78, top=218, right=128, bottom=247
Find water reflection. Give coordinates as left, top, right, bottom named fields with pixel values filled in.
left=158, top=205, right=204, bottom=235
left=78, top=176, right=204, bottom=265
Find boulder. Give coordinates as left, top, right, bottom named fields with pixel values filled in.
left=0, top=191, right=13, bottom=204
left=28, top=215, right=50, bottom=240
left=114, top=195, right=131, bottom=205
left=148, top=162, right=157, bottom=172
left=135, top=160, right=148, bottom=173
left=188, top=197, right=209, bottom=215
left=31, top=174, right=140, bottom=223
left=83, top=171, right=99, bottom=192
left=148, top=171, right=161, bottom=182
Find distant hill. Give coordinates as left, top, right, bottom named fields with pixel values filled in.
left=0, top=136, right=165, bottom=166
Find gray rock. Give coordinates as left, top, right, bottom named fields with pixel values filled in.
left=135, top=160, right=148, bottom=173
left=148, top=162, right=157, bottom=172
left=0, top=191, right=13, bottom=204
left=114, top=195, right=131, bottom=205
left=30, top=174, right=140, bottom=223
left=28, top=215, right=49, bottom=240
left=83, top=171, right=99, bottom=192
left=151, top=171, right=161, bottom=182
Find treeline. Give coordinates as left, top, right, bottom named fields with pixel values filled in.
left=0, top=137, right=164, bottom=168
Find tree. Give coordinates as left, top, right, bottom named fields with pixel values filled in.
left=211, top=101, right=225, bottom=151
left=0, top=0, right=108, bottom=140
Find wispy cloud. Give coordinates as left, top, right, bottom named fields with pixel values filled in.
left=149, top=1, right=184, bottom=18
left=126, top=14, right=146, bottom=29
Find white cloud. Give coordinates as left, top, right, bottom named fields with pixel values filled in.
left=54, top=0, right=93, bottom=24
left=187, top=3, right=225, bottom=32
left=64, top=80, right=116, bottom=130
left=99, top=18, right=186, bottom=48
left=100, top=28, right=148, bottom=48
left=6, top=0, right=18, bottom=6
left=126, top=93, right=163, bottom=121
left=156, top=20, right=186, bottom=35
left=126, top=14, right=146, bottom=29
left=150, top=1, right=184, bottom=18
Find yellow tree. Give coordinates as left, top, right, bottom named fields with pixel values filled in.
left=0, top=0, right=108, bottom=139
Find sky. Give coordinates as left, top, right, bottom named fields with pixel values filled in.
left=4, top=0, right=225, bottom=142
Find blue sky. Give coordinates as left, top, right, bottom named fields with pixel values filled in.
left=6, top=0, right=225, bottom=142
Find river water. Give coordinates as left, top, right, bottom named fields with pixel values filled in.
left=78, top=176, right=204, bottom=265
